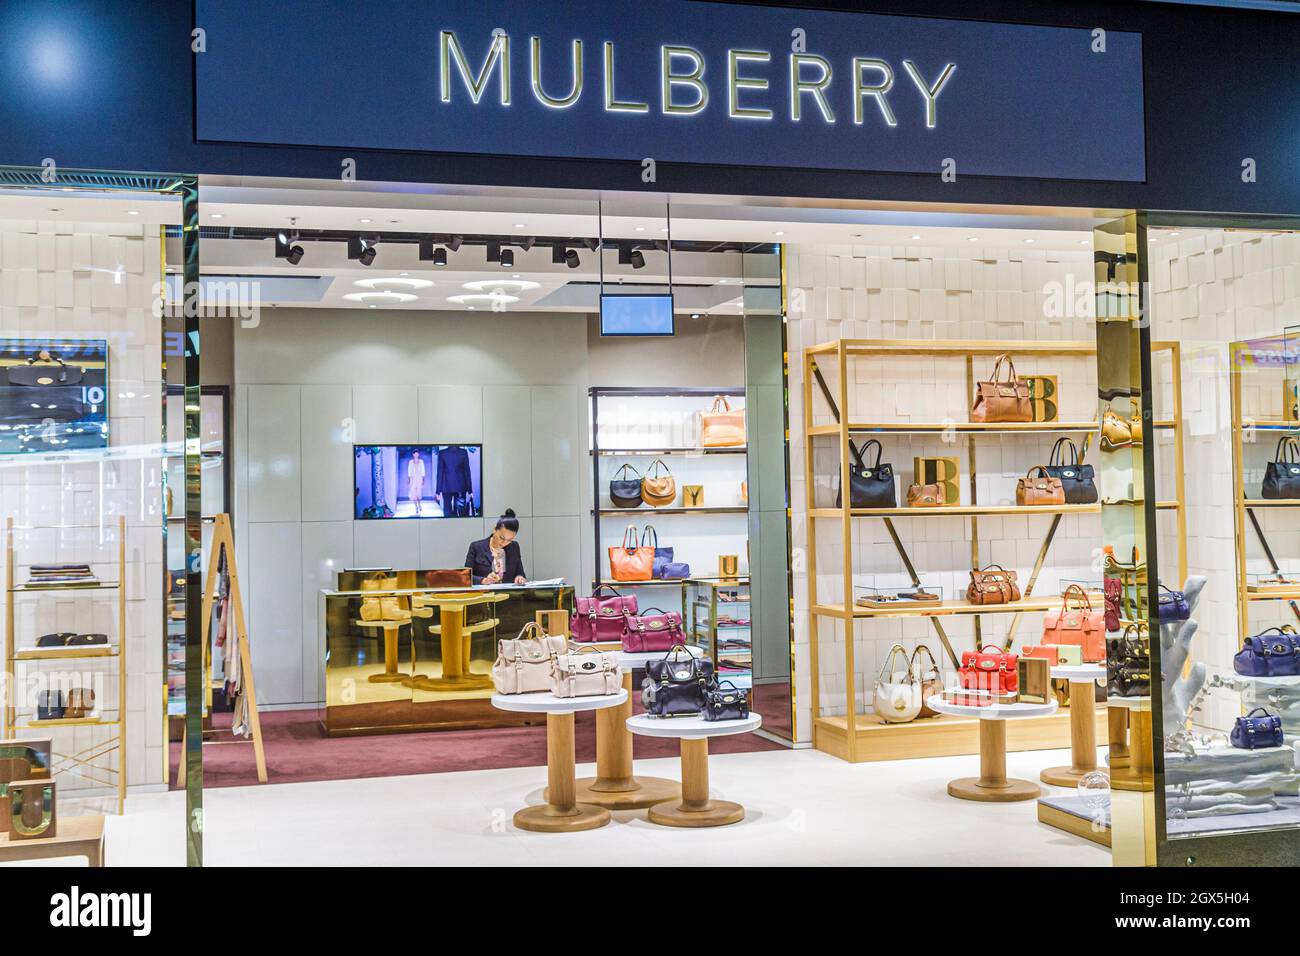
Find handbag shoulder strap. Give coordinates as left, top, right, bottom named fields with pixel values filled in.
left=622, top=524, right=638, bottom=551
left=613, top=463, right=641, bottom=480
left=847, top=439, right=866, bottom=470
left=1026, top=464, right=1052, bottom=479
left=1061, top=584, right=1091, bottom=612
left=710, top=395, right=731, bottom=413
left=641, top=525, right=658, bottom=549
left=876, top=643, right=913, bottom=683
left=909, top=644, right=939, bottom=673
left=862, top=439, right=883, bottom=469
left=647, top=458, right=671, bottom=478
left=1049, top=438, right=1079, bottom=467
left=989, top=353, right=1020, bottom=385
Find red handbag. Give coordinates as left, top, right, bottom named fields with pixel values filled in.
left=1042, top=585, right=1106, bottom=663
left=572, top=585, right=637, bottom=643
left=1104, top=578, right=1122, bottom=632
left=621, top=607, right=685, bottom=653
left=960, top=644, right=1019, bottom=694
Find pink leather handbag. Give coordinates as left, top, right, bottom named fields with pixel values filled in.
left=621, top=607, right=685, bottom=653
left=572, top=585, right=638, bottom=643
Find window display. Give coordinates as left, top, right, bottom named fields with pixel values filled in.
left=0, top=339, right=108, bottom=454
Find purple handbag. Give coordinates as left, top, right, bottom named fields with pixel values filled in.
left=572, top=585, right=637, bottom=643
left=1231, top=708, right=1284, bottom=750
left=1157, top=584, right=1190, bottom=621
left=621, top=607, right=685, bottom=653
left=1234, top=626, right=1300, bottom=677
left=659, top=561, right=691, bottom=579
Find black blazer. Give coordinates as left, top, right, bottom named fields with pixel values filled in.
left=465, top=537, right=526, bottom=585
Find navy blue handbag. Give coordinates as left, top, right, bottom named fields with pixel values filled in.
left=1233, top=626, right=1300, bottom=677
left=703, top=681, right=750, bottom=721
left=1231, top=708, right=1284, bottom=750
left=1262, top=436, right=1300, bottom=499
left=1157, top=585, right=1190, bottom=621
left=1044, top=437, right=1098, bottom=505
left=642, top=526, right=674, bottom=578
left=659, top=561, right=691, bottom=579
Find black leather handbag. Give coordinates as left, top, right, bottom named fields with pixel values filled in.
left=609, top=463, right=643, bottom=508
left=1044, top=437, right=1098, bottom=504
left=642, top=644, right=717, bottom=716
left=67, top=633, right=108, bottom=646
left=0, top=351, right=105, bottom=424
left=36, top=632, right=75, bottom=647
left=703, top=681, right=750, bottom=721
left=834, top=439, right=896, bottom=508
left=1106, top=622, right=1151, bottom=698
left=1262, top=436, right=1300, bottom=499
left=37, top=690, right=65, bottom=720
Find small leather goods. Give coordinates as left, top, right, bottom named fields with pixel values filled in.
left=1042, top=585, right=1106, bottom=662
left=703, top=681, right=750, bottom=722
left=551, top=646, right=622, bottom=698
left=572, top=585, right=637, bottom=643
left=1106, top=623, right=1151, bottom=698
left=36, top=632, right=75, bottom=647
left=1230, top=708, right=1284, bottom=750
left=1022, top=644, right=1060, bottom=665
left=492, top=622, right=567, bottom=694
left=67, top=633, right=108, bottom=646
left=1262, top=436, right=1300, bottom=499
left=700, top=395, right=746, bottom=447
left=659, top=561, right=691, bottom=579
left=966, top=565, right=1020, bottom=605
left=873, top=643, right=921, bottom=723
left=425, top=567, right=472, bottom=588
left=1044, top=437, right=1098, bottom=504
left=834, top=439, right=896, bottom=509
left=970, top=353, right=1031, bottom=423
left=1233, top=626, right=1300, bottom=677
left=642, top=644, right=716, bottom=717
left=910, top=644, right=944, bottom=718
left=641, top=458, right=676, bottom=507
left=907, top=482, right=945, bottom=507
left=1157, top=584, right=1190, bottom=622
left=37, top=690, right=64, bottom=720
left=64, top=688, right=94, bottom=719
left=960, top=644, right=1019, bottom=695
left=1016, top=465, right=1065, bottom=507
left=682, top=485, right=704, bottom=507
left=642, top=525, right=673, bottom=578
left=609, top=464, right=644, bottom=508
left=608, top=525, right=654, bottom=581
left=1100, top=406, right=1143, bottom=451
left=621, top=607, right=685, bottom=653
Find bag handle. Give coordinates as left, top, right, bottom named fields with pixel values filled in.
left=640, top=525, right=658, bottom=549
left=638, top=606, right=675, bottom=618
left=1061, top=584, right=1092, bottom=612
left=976, top=564, right=1012, bottom=576
left=977, top=643, right=1005, bottom=655
left=1276, top=436, right=1300, bottom=463
left=909, top=644, right=940, bottom=675
left=613, top=463, right=643, bottom=481
left=710, top=395, right=731, bottom=413
left=989, top=353, right=1020, bottom=386
left=1026, top=464, right=1053, bottom=480
left=590, top=584, right=624, bottom=600
left=1049, top=438, right=1079, bottom=467
left=714, top=679, right=743, bottom=693
left=1244, top=707, right=1274, bottom=719
left=659, top=642, right=694, bottom=663
left=622, top=524, right=639, bottom=552
left=647, top=458, right=671, bottom=478
left=876, top=643, right=914, bottom=684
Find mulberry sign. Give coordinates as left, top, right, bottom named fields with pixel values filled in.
left=195, top=0, right=1145, bottom=182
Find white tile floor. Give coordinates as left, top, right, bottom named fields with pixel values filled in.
left=79, top=746, right=1111, bottom=866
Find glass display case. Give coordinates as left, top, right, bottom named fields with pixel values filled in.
left=688, top=577, right=751, bottom=689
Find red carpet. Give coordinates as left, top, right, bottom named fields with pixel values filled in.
left=172, top=706, right=785, bottom=789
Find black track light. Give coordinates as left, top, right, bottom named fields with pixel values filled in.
left=630, top=249, right=645, bottom=269
left=274, top=232, right=304, bottom=265
left=581, top=237, right=600, bottom=252
left=420, top=239, right=449, bottom=267
left=500, top=248, right=514, bottom=268
left=359, top=244, right=377, bottom=266
left=519, top=236, right=536, bottom=251
left=564, top=248, right=581, bottom=269
left=348, top=235, right=377, bottom=266
left=552, top=243, right=567, bottom=264
left=447, top=235, right=464, bottom=252
left=434, top=247, right=447, bottom=267
left=486, top=242, right=501, bottom=263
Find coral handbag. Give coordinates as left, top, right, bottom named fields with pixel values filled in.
left=572, top=585, right=637, bottom=643
left=960, top=644, right=1019, bottom=695
left=621, top=607, right=685, bottom=653
left=1042, top=585, right=1106, bottom=662
left=700, top=396, right=746, bottom=447
left=608, top=524, right=654, bottom=581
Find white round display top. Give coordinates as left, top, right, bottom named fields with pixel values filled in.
left=1051, top=663, right=1107, bottom=681
left=1106, top=694, right=1152, bottom=711
left=626, top=712, right=762, bottom=740
left=925, top=695, right=1058, bottom=720
left=490, top=689, right=628, bottom=714
left=618, top=646, right=704, bottom=669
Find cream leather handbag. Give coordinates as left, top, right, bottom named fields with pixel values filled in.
left=873, top=643, right=922, bottom=723
left=493, top=623, right=567, bottom=695
left=551, top=645, right=622, bottom=698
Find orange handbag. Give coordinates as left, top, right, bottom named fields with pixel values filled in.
left=608, top=525, right=654, bottom=581
left=1042, top=585, right=1106, bottom=662
left=700, top=396, right=746, bottom=447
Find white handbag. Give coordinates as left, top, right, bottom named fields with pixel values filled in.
left=492, top=623, right=566, bottom=695
left=551, top=645, right=622, bottom=698
left=873, top=643, right=922, bottom=723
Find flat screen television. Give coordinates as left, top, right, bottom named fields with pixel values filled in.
left=354, top=444, right=483, bottom=519
left=600, top=293, right=675, bottom=336
left=0, top=338, right=109, bottom=455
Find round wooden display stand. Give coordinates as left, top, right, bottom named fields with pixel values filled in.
left=491, top=690, right=628, bottom=832
left=925, top=696, right=1058, bottom=802
left=1106, top=695, right=1154, bottom=792
left=1040, top=664, right=1106, bottom=787
left=353, top=619, right=422, bottom=684
left=626, top=712, right=762, bottom=827
left=408, top=593, right=504, bottom=691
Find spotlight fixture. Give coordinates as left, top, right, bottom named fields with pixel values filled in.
left=630, top=249, right=645, bottom=269
left=617, top=245, right=645, bottom=269
left=420, top=239, right=450, bottom=267
left=552, top=243, right=567, bottom=264
left=500, top=248, right=514, bottom=268
left=564, top=248, right=580, bottom=269
left=434, top=247, right=447, bottom=267
left=581, top=237, right=601, bottom=252
left=274, top=232, right=305, bottom=265
left=447, top=235, right=464, bottom=252
left=486, top=242, right=501, bottom=263
left=518, top=236, right=536, bottom=251
left=348, top=235, right=378, bottom=266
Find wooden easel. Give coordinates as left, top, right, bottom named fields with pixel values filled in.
left=176, top=514, right=267, bottom=785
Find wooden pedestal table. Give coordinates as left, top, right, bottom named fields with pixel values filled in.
left=925, top=697, right=1058, bottom=802
left=409, top=591, right=506, bottom=691
left=568, top=650, right=693, bottom=810
left=0, top=815, right=104, bottom=866
left=1107, top=695, right=1154, bottom=792
left=1040, top=663, right=1107, bottom=787
left=491, top=689, right=628, bottom=832
left=626, top=712, right=763, bottom=827
left=353, top=619, right=417, bottom=684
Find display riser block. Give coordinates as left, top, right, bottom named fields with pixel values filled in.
left=813, top=707, right=1108, bottom=763
left=1037, top=797, right=1111, bottom=847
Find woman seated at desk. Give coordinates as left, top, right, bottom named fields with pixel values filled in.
left=466, top=509, right=526, bottom=585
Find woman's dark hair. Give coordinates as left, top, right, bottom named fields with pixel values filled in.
left=495, top=508, right=519, bottom=533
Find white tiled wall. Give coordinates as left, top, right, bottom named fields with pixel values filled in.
left=0, top=217, right=166, bottom=794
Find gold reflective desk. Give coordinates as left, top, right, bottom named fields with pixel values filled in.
left=321, top=575, right=573, bottom=736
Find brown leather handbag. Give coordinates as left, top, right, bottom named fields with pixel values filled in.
left=426, top=568, right=472, bottom=587
left=1016, top=465, right=1065, bottom=506
left=967, top=565, right=1021, bottom=605
left=65, top=688, right=94, bottom=719
left=907, top=482, right=946, bottom=507
left=910, top=645, right=944, bottom=718
left=971, top=354, right=1032, bottom=423
left=641, top=458, right=677, bottom=507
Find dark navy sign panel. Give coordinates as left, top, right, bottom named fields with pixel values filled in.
left=194, top=0, right=1145, bottom=182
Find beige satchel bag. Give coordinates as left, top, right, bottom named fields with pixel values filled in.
left=551, top=645, right=622, bottom=698
left=700, top=396, right=746, bottom=447
left=873, top=644, right=921, bottom=723
left=493, top=622, right=566, bottom=695
left=641, top=458, right=677, bottom=507
left=971, top=353, right=1032, bottom=423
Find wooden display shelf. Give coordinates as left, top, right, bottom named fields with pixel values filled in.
left=591, top=447, right=747, bottom=456
left=594, top=507, right=748, bottom=516
left=14, top=645, right=118, bottom=660
left=1243, top=499, right=1300, bottom=507
left=807, top=420, right=1176, bottom=436
left=9, top=582, right=118, bottom=593
left=809, top=501, right=1179, bottom=518
left=813, top=707, right=1110, bottom=764
left=1246, top=587, right=1300, bottom=600
left=20, top=716, right=116, bottom=728
left=813, top=593, right=1103, bottom=619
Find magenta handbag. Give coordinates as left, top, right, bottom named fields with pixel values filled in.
left=621, top=607, right=685, bottom=653
left=572, top=585, right=638, bottom=643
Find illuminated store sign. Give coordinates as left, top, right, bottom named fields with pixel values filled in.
left=195, top=0, right=1145, bottom=182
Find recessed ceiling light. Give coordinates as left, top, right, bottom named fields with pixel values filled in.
left=369, top=305, right=376, bottom=309
left=353, top=277, right=434, bottom=291
left=661, top=227, right=669, bottom=233
left=775, top=231, right=785, bottom=237
left=1024, top=238, right=1036, bottom=244
left=399, top=272, right=408, bottom=277
left=909, top=234, right=921, bottom=241
left=468, top=306, right=477, bottom=311
left=126, top=210, right=139, bottom=216
left=966, top=236, right=979, bottom=242
left=635, top=226, right=645, bottom=232
left=1169, top=231, right=1181, bottom=237
left=512, top=274, right=521, bottom=279
left=343, top=291, right=419, bottom=304
left=210, top=213, right=223, bottom=219
left=514, top=223, right=526, bottom=229
left=448, top=292, right=522, bottom=305
left=1079, top=238, right=1091, bottom=245
left=462, top=279, right=539, bottom=292
left=359, top=218, right=372, bottom=224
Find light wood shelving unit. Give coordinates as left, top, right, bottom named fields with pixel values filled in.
left=803, top=339, right=1187, bottom=763
left=3, top=515, right=127, bottom=813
